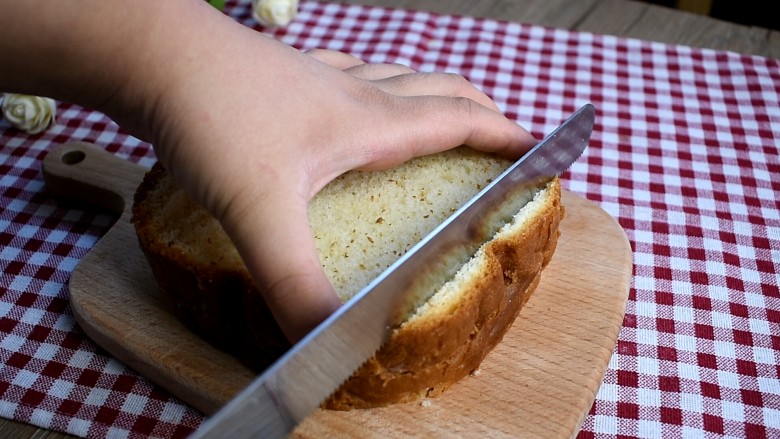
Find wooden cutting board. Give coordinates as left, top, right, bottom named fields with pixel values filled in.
left=43, top=142, right=632, bottom=438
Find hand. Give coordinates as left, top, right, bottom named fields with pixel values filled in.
left=110, top=2, right=536, bottom=342
left=1, top=0, right=537, bottom=343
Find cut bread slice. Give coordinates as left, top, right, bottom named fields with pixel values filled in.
left=132, top=147, right=563, bottom=409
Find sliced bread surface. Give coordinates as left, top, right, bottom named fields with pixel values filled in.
left=132, top=147, right=563, bottom=409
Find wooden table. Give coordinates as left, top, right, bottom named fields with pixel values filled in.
left=2, top=0, right=776, bottom=438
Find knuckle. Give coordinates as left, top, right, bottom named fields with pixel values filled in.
left=452, top=95, right=477, bottom=116
left=443, top=72, right=470, bottom=88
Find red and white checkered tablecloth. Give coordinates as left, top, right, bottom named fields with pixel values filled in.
left=2, top=1, right=779, bottom=438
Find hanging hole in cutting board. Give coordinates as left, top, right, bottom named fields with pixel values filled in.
left=61, top=149, right=86, bottom=165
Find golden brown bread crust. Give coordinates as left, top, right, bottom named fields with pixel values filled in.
left=324, top=180, right=562, bottom=409
left=133, top=164, right=292, bottom=371
left=132, top=163, right=563, bottom=409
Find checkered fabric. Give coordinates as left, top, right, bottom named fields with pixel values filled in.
left=2, top=1, right=778, bottom=437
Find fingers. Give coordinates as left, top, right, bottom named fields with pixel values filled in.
left=349, top=69, right=502, bottom=113
left=373, top=72, right=503, bottom=113
left=352, top=93, right=537, bottom=171
left=400, top=95, right=537, bottom=159
left=304, top=49, right=503, bottom=114
left=343, top=63, right=416, bottom=80
left=305, top=48, right=365, bottom=69
left=305, top=49, right=419, bottom=81
left=218, top=187, right=342, bottom=343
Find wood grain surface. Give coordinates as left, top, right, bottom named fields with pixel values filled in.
left=40, top=142, right=631, bottom=438
left=7, top=0, right=777, bottom=437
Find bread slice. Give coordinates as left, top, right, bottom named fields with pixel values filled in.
left=132, top=147, right=563, bottom=409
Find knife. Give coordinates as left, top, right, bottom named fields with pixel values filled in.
left=189, top=103, right=595, bottom=438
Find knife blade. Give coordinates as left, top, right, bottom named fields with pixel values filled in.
left=189, top=103, right=595, bottom=438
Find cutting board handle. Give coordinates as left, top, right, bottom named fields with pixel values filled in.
left=42, top=142, right=149, bottom=217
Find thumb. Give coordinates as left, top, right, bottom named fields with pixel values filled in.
left=218, top=189, right=341, bottom=343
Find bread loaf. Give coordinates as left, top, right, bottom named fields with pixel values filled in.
left=132, top=147, right=563, bottom=409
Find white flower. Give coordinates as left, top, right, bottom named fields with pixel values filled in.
left=251, top=0, right=298, bottom=27
left=1, top=93, right=57, bottom=135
